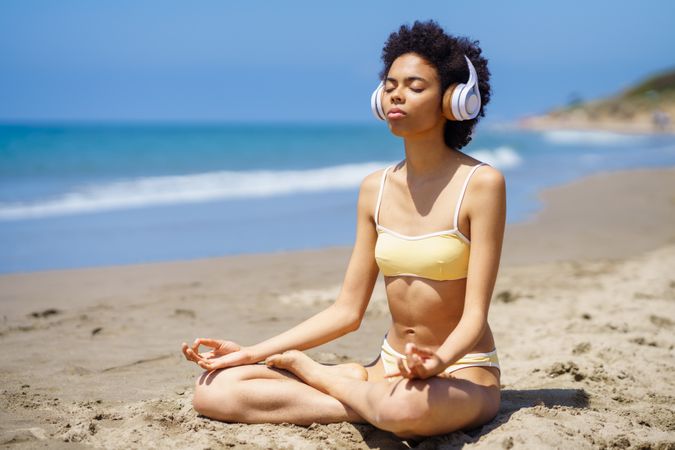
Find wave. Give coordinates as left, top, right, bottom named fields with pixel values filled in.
left=542, top=130, right=646, bottom=145
left=0, top=146, right=524, bottom=221
left=0, top=161, right=393, bottom=221
left=469, top=146, right=522, bottom=169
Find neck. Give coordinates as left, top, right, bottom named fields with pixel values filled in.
left=402, top=123, right=461, bottom=179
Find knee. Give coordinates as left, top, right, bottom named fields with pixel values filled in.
left=191, top=370, right=239, bottom=420
left=373, top=390, right=430, bottom=437
left=192, top=371, right=217, bottom=417
left=478, top=392, right=501, bottom=425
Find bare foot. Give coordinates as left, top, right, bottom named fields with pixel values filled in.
left=328, top=362, right=368, bottom=381
left=265, top=350, right=366, bottom=393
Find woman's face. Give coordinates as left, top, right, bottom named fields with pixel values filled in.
left=382, top=52, right=445, bottom=137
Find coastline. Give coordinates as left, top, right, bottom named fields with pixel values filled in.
left=516, top=116, right=675, bottom=136
left=1, top=166, right=674, bottom=448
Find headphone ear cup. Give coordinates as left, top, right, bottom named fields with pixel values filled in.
left=442, top=83, right=462, bottom=121
left=443, top=55, right=482, bottom=121
left=463, top=88, right=480, bottom=118
left=371, top=81, right=386, bottom=121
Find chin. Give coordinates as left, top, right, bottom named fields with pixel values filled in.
left=387, top=118, right=443, bottom=139
left=386, top=122, right=413, bottom=137
left=387, top=121, right=427, bottom=139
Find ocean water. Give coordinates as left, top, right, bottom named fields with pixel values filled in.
left=1, top=123, right=675, bottom=274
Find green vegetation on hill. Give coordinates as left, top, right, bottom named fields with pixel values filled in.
left=549, top=67, right=675, bottom=122
left=621, top=68, right=675, bottom=98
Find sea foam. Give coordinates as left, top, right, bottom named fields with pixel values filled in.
left=542, top=130, right=646, bottom=145
left=469, top=146, right=522, bottom=169
left=0, top=146, right=523, bottom=221
left=0, top=161, right=393, bottom=220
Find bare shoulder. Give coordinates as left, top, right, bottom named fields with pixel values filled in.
left=361, top=167, right=385, bottom=192
left=464, top=164, right=506, bottom=221
left=357, top=168, right=386, bottom=219
left=470, top=164, right=506, bottom=197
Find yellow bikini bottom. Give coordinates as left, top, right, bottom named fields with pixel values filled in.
left=380, top=336, right=500, bottom=381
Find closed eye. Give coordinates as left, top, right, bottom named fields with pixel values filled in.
left=385, top=87, right=424, bottom=93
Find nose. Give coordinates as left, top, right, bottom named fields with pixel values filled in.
left=386, top=85, right=404, bottom=104
left=390, top=87, right=404, bottom=104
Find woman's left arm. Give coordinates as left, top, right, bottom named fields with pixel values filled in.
left=435, top=165, right=507, bottom=367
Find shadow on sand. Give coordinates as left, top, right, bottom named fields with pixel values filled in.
left=349, top=388, right=590, bottom=449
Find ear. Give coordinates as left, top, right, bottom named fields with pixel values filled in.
left=442, top=83, right=460, bottom=121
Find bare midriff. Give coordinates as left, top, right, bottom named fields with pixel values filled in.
left=384, top=275, right=496, bottom=356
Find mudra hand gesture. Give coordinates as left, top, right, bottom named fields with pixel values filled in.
left=181, top=338, right=254, bottom=371
left=385, top=342, right=448, bottom=380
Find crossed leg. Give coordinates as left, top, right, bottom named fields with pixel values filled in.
left=193, top=350, right=500, bottom=439
left=192, top=361, right=369, bottom=425
left=265, top=350, right=500, bottom=438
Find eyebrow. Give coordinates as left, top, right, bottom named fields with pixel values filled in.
left=385, top=76, right=428, bottom=83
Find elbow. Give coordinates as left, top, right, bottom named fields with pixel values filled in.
left=338, top=308, right=362, bottom=334
left=344, top=313, right=362, bottom=333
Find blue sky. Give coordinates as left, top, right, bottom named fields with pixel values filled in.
left=1, top=0, right=673, bottom=124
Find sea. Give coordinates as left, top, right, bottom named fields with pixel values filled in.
left=2, top=122, right=675, bottom=274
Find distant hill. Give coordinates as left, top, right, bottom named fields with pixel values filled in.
left=520, top=68, right=675, bottom=134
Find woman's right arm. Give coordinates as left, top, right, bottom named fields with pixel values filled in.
left=183, top=170, right=383, bottom=369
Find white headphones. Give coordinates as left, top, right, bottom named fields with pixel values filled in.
left=371, top=54, right=481, bottom=122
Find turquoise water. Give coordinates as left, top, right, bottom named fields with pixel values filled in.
left=1, top=122, right=675, bottom=273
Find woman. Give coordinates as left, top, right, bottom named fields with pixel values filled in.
left=181, top=20, right=506, bottom=439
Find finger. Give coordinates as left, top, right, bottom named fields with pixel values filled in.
left=192, top=339, right=203, bottom=355
left=187, top=347, right=206, bottom=363
left=410, top=345, right=435, bottom=358
left=405, top=344, right=419, bottom=373
left=410, top=356, right=427, bottom=377
left=396, top=356, right=412, bottom=378
left=202, top=351, right=217, bottom=360
left=408, top=356, right=424, bottom=378
left=192, top=338, right=221, bottom=355
left=197, top=357, right=221, bottom=371
left=182, top=343, right=200, bottom=363
left=199, top=352, right=243, bottom=372
left=264, top=355, right=280, bottom=367
left=200, top=358, right=230, bottom=372
left=406, top=342, right=431, bottom=361
left=195, top=338, right=225, bottom=349
left=181, top=343, right=193, bottom=361
left=405, top=345, right=428, bottom=378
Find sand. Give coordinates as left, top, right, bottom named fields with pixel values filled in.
left=1, top=167, right=675, bottom=449
left=517, top=116, right=675, bottom=136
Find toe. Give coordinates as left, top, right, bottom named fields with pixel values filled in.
left=265, top=354, right=283, bottom=367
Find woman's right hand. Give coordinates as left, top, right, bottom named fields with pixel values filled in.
left=181, top=338, right=256, bottom=371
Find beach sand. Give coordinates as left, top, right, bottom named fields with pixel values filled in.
left=1, top=167, right=674, bottom=449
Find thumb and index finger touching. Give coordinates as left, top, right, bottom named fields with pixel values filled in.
left=385, top=343, right=438, bottom=379
left=181, top=338, right=222, bottom=363
left=191, top=338, right=223, bottom=351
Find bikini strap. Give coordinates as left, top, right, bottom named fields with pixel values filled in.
left=453, top=162, right=488, bottom=230
left=374, top=165, right=393, bottom=226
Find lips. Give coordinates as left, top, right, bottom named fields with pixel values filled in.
left=387, top=108, right=406, bottom=119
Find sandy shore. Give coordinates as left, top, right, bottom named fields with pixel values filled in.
left=1, top=167, right=675, bottom=449
left=517, top=117, right=675, bottom=135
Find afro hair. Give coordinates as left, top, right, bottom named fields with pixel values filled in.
left=378, top=20, right=491, bottom=150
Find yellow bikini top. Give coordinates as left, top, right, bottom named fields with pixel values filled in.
left=374, top=162, right=487, bottom=281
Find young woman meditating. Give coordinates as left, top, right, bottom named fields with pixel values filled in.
left=182, top=19, right=506, bottom=439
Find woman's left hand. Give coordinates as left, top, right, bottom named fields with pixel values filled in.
left=388, top=343, right=447, bottom=380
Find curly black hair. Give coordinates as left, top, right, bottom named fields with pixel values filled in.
left=378, top=20, right=491, bottom=150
